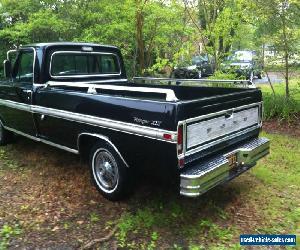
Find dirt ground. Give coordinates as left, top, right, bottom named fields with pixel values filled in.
left=263, top=117, right=300, bottom=137
left=0, top=124, right=299, bottom=249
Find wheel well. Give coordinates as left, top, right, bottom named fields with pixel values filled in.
left=78, top=135, right=100, bottom=161
left=78, top=133, right=129, bottom=167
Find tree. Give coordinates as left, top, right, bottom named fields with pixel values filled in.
left=251, top=0, right=300, bottom=98
left=184, top=0, right=249, bottom=69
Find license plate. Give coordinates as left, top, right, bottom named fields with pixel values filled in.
left=227, top=153, right=237, bottom=169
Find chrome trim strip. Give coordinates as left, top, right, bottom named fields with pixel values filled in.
left=133, top=77, right=256, bottom=88
left=7, top=50, right=17, bottom=61
left=0, top=99, right=177, bottom=143
left=3, top=126, right=79, bottom=154
left=49, top=51, right=122, bottom=78
left=49, top=79, right=128, bottom=85
left=33, top=79, right=129, bottom=90
left=47, top=81, right=179, bottom=102
left=45, top=81, right=173, bottom=105
left=77, top=133, right=129, bottom=167
left=31, top=105, right=177, bottom=142
left=0, top=99, right=31, bottom=112
left=185, top=102, right=261, bottom=124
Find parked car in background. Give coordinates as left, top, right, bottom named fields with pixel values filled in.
left=171, top=54, right=215, bottom=79
left=222, top=50, right=263, bottom=80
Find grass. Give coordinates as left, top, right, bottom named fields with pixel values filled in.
left=249, top=132, right=300, bottom=238
left=113, top=131, right=300, bottom=249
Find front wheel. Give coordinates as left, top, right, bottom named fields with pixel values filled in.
left=198, top=70, right=202, bottom=79
left=257, top=72, right=262, bottom=79
left=89, top=141, right=132, bottom=201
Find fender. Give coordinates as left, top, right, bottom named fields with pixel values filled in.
left=77, top=133, right=129, bottom=168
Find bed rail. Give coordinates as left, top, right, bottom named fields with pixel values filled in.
left=133, top=77, right=256, bottom=88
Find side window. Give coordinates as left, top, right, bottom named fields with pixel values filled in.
left=13, top=51, right=34, bottom=83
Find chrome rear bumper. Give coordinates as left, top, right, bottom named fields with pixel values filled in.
left=180, top=137, right=270, bottom=197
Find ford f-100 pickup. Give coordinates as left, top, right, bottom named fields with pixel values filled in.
left=0, top=42, right=270, bottom=200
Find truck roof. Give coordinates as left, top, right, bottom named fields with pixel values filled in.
left=21, top=42, right=119, bottom=50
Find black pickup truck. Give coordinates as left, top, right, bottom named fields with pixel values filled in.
left=0, top=42, right=270, bottom=200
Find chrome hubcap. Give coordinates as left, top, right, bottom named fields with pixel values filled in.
left=93, top=149, right=119, bottom=192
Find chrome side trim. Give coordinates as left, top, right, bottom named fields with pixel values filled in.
left=0, top=99, right=31, bottom=112
left=47, top=81, right=179, bottom=102
left=3, top=126, right=79, bottom=154
left=77, top=133, right=129, bottom=167
left=49, top=51, right=122, bottom=78
left=0, top=99, right=177, bottom=143
left=31, top=105, right=177, bottom=143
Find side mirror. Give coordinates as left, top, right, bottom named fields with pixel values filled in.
left=3, top=60, right=12, bottom=79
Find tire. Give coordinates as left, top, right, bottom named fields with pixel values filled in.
left=198, top=70, right=202, bottom=79
left=0, top=122, right=12, bottom=146
left=89, top=141, right=132, bottom=201
left=248, top=71, right=254, bottom=81
left=257, top=72, right=262, bottom=79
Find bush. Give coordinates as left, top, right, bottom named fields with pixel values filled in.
left=208, top=70, right=242, bottom=80
left=262, top=93, right=299, bottom=122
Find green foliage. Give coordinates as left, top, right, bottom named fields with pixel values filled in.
left=260, top=80, right=300, bottom=122
left=0, top=0, right=195, bottom=77
left=208, top=70, right=240, bottom=80
left=0, top=224, right=21, bottom=250
left=263, top=93, right=299, bottom=121
left=147, top=231, right=159, bottom=250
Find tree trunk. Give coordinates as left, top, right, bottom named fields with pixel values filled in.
left=136, top=1, right=145, bottom=74
left=281, top=11, right=289, bottom=98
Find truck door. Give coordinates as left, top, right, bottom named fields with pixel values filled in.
left=0, top=48, right=36, bottom=136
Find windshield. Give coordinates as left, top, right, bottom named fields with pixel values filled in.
left=50, top=52, right=120, bottom=77
left=227, top=51, right=253, bottom=63
left=192, top=55, right=209, bottom=65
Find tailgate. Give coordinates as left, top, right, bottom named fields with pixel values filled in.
left=178, top=99, right=263, bottom=166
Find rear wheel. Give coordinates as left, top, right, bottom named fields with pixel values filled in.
left=0, top=122, right=12, bottom=146
left=89, top=141, right=132, bottom=201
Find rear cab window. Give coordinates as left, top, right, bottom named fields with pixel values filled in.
left=50, top=52, right=120, bottom=77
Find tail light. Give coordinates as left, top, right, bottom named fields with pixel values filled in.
left=177, top=124, right=183, bottom=155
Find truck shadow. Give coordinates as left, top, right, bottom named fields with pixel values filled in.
left=6, top=135, right=254, bottom=210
